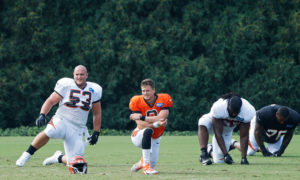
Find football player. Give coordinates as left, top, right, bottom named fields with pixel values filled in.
left=129, top=79, right=173, bottom=175
left=16, top=65, right=102, bottom=170
left=230, top=104, right=300, bottom=157
left=198, top=92, right=255, bottom=165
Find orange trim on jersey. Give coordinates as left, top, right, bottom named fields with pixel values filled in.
left=248, top=141, right=255, bottom=151
left=48, top=118, right=56, bottom=129
left=248, top=124, right=255, bottom=151
left=129, top=93, right=173, bottom=139
left=131, top=129, right=140, bottom=137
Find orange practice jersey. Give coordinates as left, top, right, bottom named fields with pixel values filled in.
left=129, top=93, right=173, bottom=138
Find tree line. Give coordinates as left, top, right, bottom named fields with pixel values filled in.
left=0, top=0, right=299, bottom=131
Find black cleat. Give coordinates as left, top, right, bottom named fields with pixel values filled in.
left=200, top=154, right=212, bottom=165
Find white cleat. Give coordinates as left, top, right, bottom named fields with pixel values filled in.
left=42, top=150, right=63, bottom=166
left=16, top=152, right=32, bottom=167
left=131, top=161, right=143, bottom=172
left=143, top=163, right=158, bottom=175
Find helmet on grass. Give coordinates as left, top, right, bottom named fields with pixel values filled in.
left=68, top=156, right=88, bottom=174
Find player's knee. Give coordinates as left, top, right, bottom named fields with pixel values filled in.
left=142, top=128, right=153, bottom=149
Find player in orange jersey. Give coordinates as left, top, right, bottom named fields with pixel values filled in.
left=129, top=79, right=173, bottom=175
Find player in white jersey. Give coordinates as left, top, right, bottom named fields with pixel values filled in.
left=198, top=93, right=255, bottom=165
left=16, top=65, right=102, bottom=172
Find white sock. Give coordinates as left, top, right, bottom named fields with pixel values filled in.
left=142, top=149, right=151, bottom=166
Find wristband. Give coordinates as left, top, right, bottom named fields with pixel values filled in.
left=153, top=122, right=160, bottom=128
left=140, top=116, right=145, bottom=121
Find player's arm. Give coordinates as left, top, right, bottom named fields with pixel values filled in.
left=36, top=91, right=62, bottom=127
left=88, top=101, right=102, bottom=145
left=212, top=117, right=227, bottom=155
left=135, top=120, right=156, bottom=129
left=144, top=109, right=170, bottom=123
left=130, top=109, right=169, bottom=123
left=239, top=122, right=250, bottom=158
left=274, top=129, right=294, bottom=157
left=92, top=101, right=101, bottom=132
left=40, top=92, right=62, bottom=115
left=254, top=122, right=273, bottom=156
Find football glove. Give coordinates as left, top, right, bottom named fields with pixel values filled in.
left=36, top=114, right=47, bottom=127
left=88, top=131, right=100, bottom=145
left=241, top=157, right=249, bottom=165
left=224, top=153, right=234, bottom=164
left=273, top=149, right=284, bottom=157
left=261, top=148, right=274, bottom=157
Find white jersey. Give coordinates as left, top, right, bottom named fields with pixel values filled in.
left=54, top=78, right=102, bottom=127
left=210, top=98, right=255, bottom=127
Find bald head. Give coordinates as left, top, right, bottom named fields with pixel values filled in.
left=74, top=65, right=87, bottom=73
left=73, top=65, right=88, bottom=89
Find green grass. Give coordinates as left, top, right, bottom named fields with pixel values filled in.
left=0, top=135, right=300, bottom=180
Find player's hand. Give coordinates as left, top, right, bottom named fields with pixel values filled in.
left=224, top=153, right=234, bottom=164
left=88, top=131, right=100, bottom=145
left=241, top=157, right=249, bottom=165
left=273, top=149, right=283, bottom=157
left=159, top=119, right=168, bottom=127
left=35, top=114, right=47, bottom=127
left=261, top=148, right=274, bottom=157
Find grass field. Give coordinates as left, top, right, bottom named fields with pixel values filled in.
left=0, top=135, right=300, bottom=180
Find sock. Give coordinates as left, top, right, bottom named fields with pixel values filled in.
left=26, top=145, right=37, bottom=155
left=142, top=129, right=153, bottom=149
left=58, top=155, right=63, bottom=163
left=142, top=149, right=151, bottom=166
left=201, top=147, right=208, bottom=154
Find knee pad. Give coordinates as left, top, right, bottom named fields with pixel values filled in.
left=142, top=128, right=153, bottom=149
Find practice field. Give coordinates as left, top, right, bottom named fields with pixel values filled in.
left=0, top=135, right=300, bottom=180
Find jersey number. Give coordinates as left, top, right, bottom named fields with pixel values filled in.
left=146, top=110, right=158, bottom=117
left=266, top=129, right=287, bottom=141
left=65, top=89, right=91, bottom=111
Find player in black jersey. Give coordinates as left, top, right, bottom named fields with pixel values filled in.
left=230, top=104, right=300, bottom=157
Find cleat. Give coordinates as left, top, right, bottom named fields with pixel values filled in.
left=143, top=163, right=158, bottom=175
left=229, top=139, right=237, bottom=152
left=131, top=161, right=143, bottom=172
left=42, top=150, right=63, bottom=166
left=16, top=152, right=32, bottom=167
left=131, top=157, right=143, bottom=172
left=200, top=154, right=212, bottom=165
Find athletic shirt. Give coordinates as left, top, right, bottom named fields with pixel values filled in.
left=129, top=93, right=173, bottom=139
left=211, top=98, right=255, bottom=127
left=256, top=104, right=300, bottom=143
left=54, top=78, right=102, bottom=127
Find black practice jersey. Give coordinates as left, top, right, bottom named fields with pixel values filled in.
left=256, top=104, right=300, bottom=143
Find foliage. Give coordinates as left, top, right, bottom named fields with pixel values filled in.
left=0, top=0, right=299, bottom=131
left=1, top=126, right=299, bottom=136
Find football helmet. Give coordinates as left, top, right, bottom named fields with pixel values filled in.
left=68, top=156, right=88, bottom=174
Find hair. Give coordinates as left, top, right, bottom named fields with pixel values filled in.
left=220, top=92, right=242, bottom=113
left=141, top=78, right=155, bottom=89
left=277, top=107, right=290, bottom=119
left=219, top=92, right=240, bottom=100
